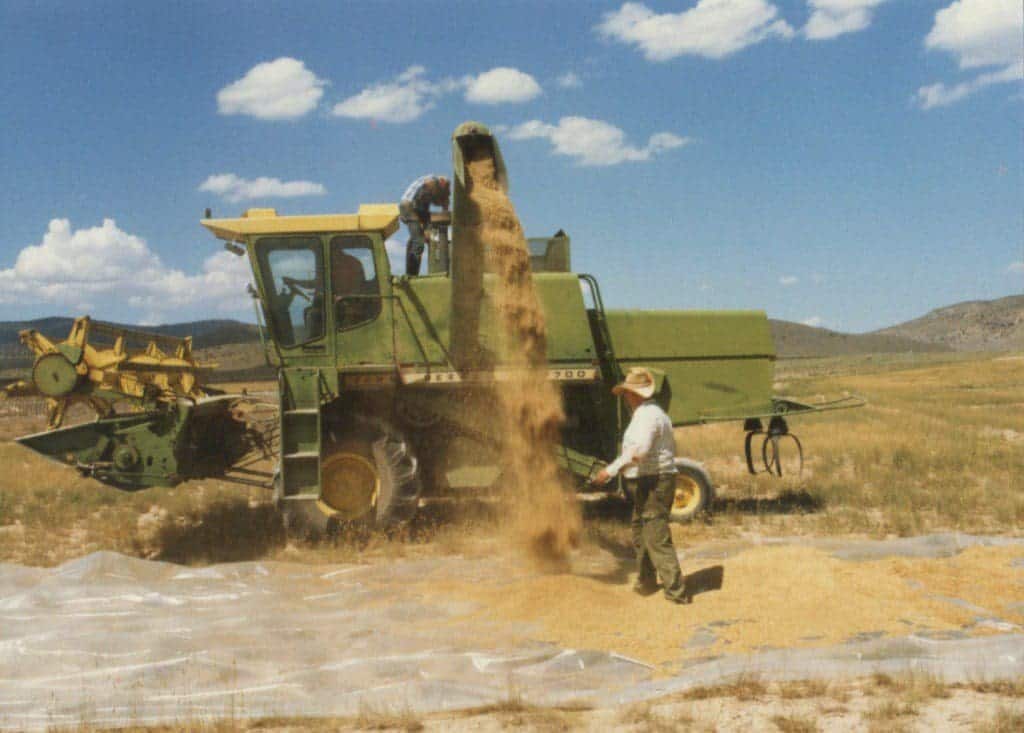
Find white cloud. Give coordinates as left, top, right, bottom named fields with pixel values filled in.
left=804, top=0, right=887, bottom=40
left=556, top=71, right=583, bottom=88
left=596, top=0, right=794, bottom=61
left=1007, top=260, right=1024, bottom=273
left=779, top=275, right=799, bottom=286
left=333, top=65, right=541, bottom=124
left=217, top=58, right=326, bottom=120
left=915, top=61, right=1023, bottom=108
left=0, top=219, right=252, bottom=321
left=801, top=316, right=824, bottom=327
left=917, top=0, right=1023, bottom=109
left=198, top=174, right=326, bottom=203
left=331, top=66, right=455, bottom=124
left=464, top=67, right=542, bottom=104
left=926, top=0, right=1022, bottom=69
left=506, top=117, right=689, bottom=166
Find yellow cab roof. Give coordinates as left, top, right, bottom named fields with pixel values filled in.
left=200, top=204, right=400, bottom=242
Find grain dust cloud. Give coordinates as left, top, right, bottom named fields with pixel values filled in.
left=456, top=140, right=581, bottom=572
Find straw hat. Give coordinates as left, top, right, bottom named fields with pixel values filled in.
left=612, top=367, right=657, bottom=399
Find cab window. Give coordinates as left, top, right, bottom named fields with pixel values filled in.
left=257, top=237, right=324, bottom=347
left=330, top=235, right=380, bottom=329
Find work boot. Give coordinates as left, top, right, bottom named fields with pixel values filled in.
left=632, top=579, right=659, bottom=597
left=664, top=576, right=691, bottom=604
left=405, top=249, right=422, bottom=277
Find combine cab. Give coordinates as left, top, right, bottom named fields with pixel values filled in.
left=12, top=122, right=861, bottom=529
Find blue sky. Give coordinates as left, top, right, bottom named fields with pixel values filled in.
left=1, top=0, right=1021, bottom=332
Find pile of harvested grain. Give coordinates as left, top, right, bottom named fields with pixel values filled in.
left=457, top=144, right=581, bottom=572
left=423, top=543, right=1024, bottom=670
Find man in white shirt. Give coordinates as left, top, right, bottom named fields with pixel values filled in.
left=594, top=367, right=688, bottom=603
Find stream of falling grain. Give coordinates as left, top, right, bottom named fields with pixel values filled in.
left=456, top=146, right=581, bottom=572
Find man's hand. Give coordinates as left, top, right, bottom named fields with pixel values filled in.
left=592, top=468, right=612, bottom=486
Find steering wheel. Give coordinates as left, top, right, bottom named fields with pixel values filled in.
left=280, top=276, right=312, bottom=302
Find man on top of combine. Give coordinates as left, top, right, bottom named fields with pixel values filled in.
left=400, top=174, right=450, bottom=276
left=594, top=367, right=689, bottom=604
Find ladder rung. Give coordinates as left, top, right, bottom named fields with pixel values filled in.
left=283, top=451, right=319, bottom=460
left=284, top=409, right=319, bottom=415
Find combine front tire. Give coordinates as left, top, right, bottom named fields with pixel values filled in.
left=669, top=459, right=715, bottom=522
left=280, top=418, right=422, bottom=537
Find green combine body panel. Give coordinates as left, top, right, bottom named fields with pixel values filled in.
left=605, top=310, right=776, bottom=425
left=392, top=273, right=597, bottom=369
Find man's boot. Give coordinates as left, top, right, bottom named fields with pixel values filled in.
left=406, top=246, right=422, bottom=276
left=632, top=579, right=659, bottom=597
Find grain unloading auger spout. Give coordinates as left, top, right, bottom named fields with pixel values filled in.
left=448, top=121, right=508, bottom=371
left=10, top=316, right=275, bottom=489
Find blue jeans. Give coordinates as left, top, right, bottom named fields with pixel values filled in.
left=400, top=203, right=426, bottom=276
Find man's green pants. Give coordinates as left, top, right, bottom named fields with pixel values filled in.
left=629, top=474, right=687, bottom=602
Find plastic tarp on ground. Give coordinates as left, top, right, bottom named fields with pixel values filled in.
left=0, top=533, right=1022, bottom=730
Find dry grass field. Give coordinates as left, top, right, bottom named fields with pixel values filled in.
left=0, top=352, right=1021, bottom=568
left=686, top=352, right=1024, bottom=538
left=41, top=675, right=1024, bottom=732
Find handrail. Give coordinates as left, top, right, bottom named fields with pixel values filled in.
left=578, top=273, right=622, bottom=383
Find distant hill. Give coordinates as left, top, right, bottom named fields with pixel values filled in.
left=872, top=294, right=1024, bottom=352
left=769, top=320, right=951, bottom=358
left=0, top=317, right=258, bottom=351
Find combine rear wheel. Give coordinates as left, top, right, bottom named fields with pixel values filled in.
left=280, top=418, right=422, bottom=538
left=669, top=460, right=715, bottom=522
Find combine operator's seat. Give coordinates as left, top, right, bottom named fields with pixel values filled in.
left=332, top=250, right=365, bottom=329
left=332, top=235, right=381, bottom=329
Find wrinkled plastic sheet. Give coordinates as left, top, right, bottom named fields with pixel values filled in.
left=1, top=534, right=1022, bottom=730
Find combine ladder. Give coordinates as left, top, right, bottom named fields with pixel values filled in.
left=277, top=367, right=324, bottom=504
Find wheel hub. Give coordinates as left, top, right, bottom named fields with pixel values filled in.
left=32, top=353, right=80, bottom=397
left=319, top=452, right=379, bottom=520
left=673, top=474, right=701, bottom=514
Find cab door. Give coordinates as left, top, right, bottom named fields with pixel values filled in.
left=253, top=235, right=333, bottom=368
left=329, top=233, right=394, bottom=369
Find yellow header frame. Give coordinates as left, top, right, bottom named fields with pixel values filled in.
left=200, top=203, right=400, bottom=242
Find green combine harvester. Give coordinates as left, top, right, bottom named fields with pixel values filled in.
left=14, top=122, right=861, bottom=532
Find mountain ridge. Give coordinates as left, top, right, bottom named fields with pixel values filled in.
left=871, top=294, right=1023, bottom=352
